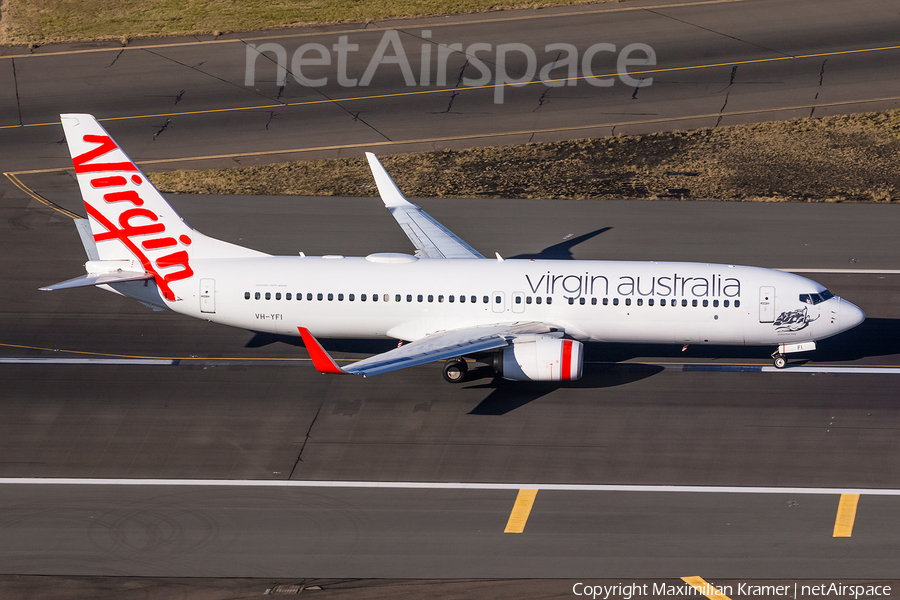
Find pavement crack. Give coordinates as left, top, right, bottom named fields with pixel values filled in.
left=264, top=111, right=276, bottom=130
left=276, top=84, right=285, bottom=100
left=819, top=59, right=827, bottom=85
left=11, top=58, right=23, bottom=127
left=289, top=402, right=323, bottom=478
left=643, top=8, right=793, bottom=57
left=143, top=46, right=284, bottom=104
left=152, top=118, right=172, bottom=140
left=105, top=49, right=124, bottom=69
left=174, top=89, right=186, bottom=105
left=533, top=88, right=551, bottom=111
left=719, top=91, right=730, bottom=112
left=454, top=59, right=469, bottom=88
left=631, top=78, right=645, bottom=99
left=442, top=90, right=460, bottom=113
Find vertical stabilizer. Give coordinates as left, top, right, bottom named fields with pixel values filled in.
left=60, top=114, right=266, bottom=300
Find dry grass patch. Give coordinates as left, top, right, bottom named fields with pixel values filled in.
left=1, top=0, right=611, bottom=46
left=150, top=109, right=900, bottom=203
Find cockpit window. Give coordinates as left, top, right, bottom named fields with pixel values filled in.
left=800, top=290, right=835, bottom=305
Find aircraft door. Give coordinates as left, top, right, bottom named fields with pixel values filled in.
left=759, top=286, right=774, bottom=323
left=492, top=291, right=506, bottom=314
left=512, top=291, right=525, bottom=314
left=200, top=278, right=216, bottom=314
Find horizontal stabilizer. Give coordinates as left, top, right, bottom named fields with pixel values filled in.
left=40, top=271, right=153, bottom=291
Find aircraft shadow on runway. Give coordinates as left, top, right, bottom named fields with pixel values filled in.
left=464, top=363, right=665, bottom=415
left=508, top=227, right=612, bottom=260
left=582, top=317, right=900, bottom=364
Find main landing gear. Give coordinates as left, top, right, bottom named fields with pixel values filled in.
left=442, top=357, right=468, bottom=383
left=771, top=351, right=787, bottom=369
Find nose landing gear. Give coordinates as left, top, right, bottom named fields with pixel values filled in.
left=772, top=352, right=787, bottom=369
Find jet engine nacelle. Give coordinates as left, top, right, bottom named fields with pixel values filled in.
left=495, top=335, right=583, bottom=381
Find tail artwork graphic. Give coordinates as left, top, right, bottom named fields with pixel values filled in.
left=50, top=114, right=265, bottom=301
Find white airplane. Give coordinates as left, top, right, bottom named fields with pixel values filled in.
left=42, top=114, right=865, bottom=382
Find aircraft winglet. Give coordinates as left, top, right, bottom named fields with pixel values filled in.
left=297, top=327, right=349, bottom=375
left=365, top=152, right=414, bottom=208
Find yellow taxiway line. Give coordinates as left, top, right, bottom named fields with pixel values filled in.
left=682, top=577, right=733, bottom=600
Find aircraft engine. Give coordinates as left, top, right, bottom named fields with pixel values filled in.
left=494, top=335, right=583, bottom=381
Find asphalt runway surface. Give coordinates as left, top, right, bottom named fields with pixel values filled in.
left=3, top=193, right=900, bottom=580
left=2, top=0, right=900, bottom=587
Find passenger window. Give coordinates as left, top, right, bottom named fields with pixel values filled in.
left=328, top=293, right=334, bottom=301
left=371, top=294, right=377, bottom=302
left=286, top=293, right=292, bottom=300
left=568, top=297, right=574, bottom=305
left=337, top=293, right=343, bottom=301
left=580, top=297, right=586, bottom=305
left=438, top=295, right=444, bottom=303
left=317, top=293, right=323, bottom=301
left=394, top=294, right=400, bottom=302
left=625, top=298, right=631, bottom=306
left=613, top=298, right=619, bottom=306
left=735, top=300, right=741, bottom=308
left=702, top=299, right=708, bottom=307
left=349, top=294, right=354, bottom=301
left=515, top=296, right=522, bottom=304
left=526, top=297, right=532, bottom=304
left=648, top=298, right=654, bottom=306
left=265, top=292, right=271, bottom=300
left=385, top=294, right=390, bottom=302
left=406, top=295, right=412, bottom=302
left=724, top=300, right=730, bottom=307
left=417, top=294, right=423, bottom=302
left=692, top=299, right=697, bottom=307
left=244, top=292, right=250, bottom=300
left=361, top=294, right=366, bottom=301
left=660, top=299, right=666, bottom=306
left=536, top=297, right=542, bottom=305
left=483, top=296, right=489, bottom=303
left=681, top=299, right=687, bottom=307
left=307, top=293, right=313, bottom=301
left=429, top=295, right=434, bottom=303
left=713, top=299, right=719, bottom=307
left=592, top=298, right=597, bottom=305
left=471, top=296, right=477, bottom=303
left=449, top=295, right=455, bottom=303
left=255, top=292, right=260, bottom=300
left=547, top=297, right=552, bottom=305
left=460, top=295, right=466, bottom=303
left=603, top=298, right=608, bottom=306
left=636, top=298, right=642, bottom=306
left=275, top=293, right=281, bottom=300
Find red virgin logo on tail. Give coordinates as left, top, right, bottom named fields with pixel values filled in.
left=75, top=134, right=193, bottom=301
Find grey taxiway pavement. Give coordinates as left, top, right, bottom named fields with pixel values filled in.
left=2, top=0, right=900, bottom=582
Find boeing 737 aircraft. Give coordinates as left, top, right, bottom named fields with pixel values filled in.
left=42, top=114, right=865, bottom=382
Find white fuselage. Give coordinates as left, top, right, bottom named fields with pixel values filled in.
left=154, top=255, right=863, bottom=347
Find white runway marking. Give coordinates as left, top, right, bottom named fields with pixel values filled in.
left=0, top=357, right=174, bottom=365
left=1, top=478, right=900, bottom=495
left=762, top=366, right=900, bottom=374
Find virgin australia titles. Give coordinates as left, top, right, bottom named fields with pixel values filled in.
left=244, top=30, right=655, bottom=103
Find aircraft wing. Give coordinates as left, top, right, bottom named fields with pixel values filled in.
left=365, top=153, right=485, bottom=259
left=299, top=322, right=554, bottom=377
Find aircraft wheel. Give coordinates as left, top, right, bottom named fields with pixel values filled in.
left=773, top=354, right=787, bottom=369
left=443, top=358, right=468, bottom=383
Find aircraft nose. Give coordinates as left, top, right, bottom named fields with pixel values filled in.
left=840, top=298, right=865, bottom=331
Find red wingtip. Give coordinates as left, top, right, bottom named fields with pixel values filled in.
left=298, top=327, right=347, bottom=375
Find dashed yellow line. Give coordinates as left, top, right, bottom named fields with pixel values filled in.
left=0, top=0, right=742, bottom=61
left=833, top=493, right=860, bottom=537
left=504, top=488, right=538, bottom=533
left=681, top=577, right=733, bottom=600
